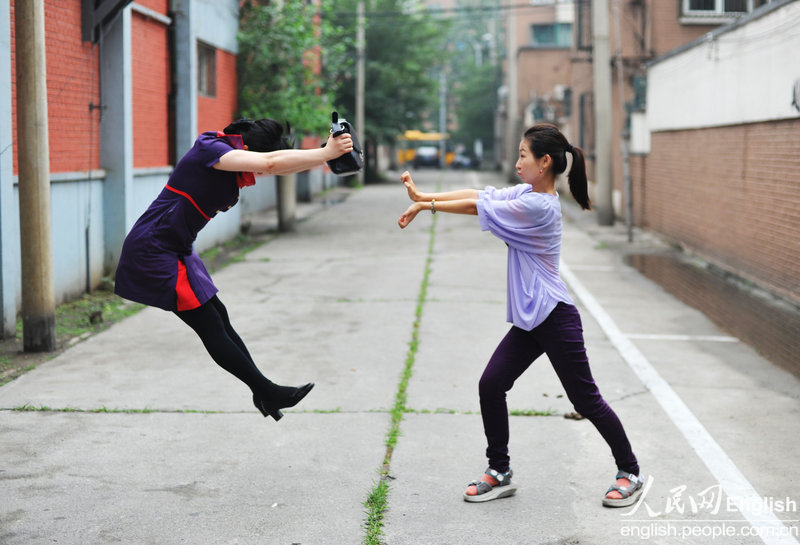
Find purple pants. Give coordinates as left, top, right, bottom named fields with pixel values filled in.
left=479, top=302, right=639, bottom=475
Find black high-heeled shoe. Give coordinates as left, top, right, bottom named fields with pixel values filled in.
left=253, top=382, right=315, bottom=421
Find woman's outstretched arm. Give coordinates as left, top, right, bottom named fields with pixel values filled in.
left=398, top=198, right=477, bottom=229
left=401, top=171, right=479, bottom=202
left=215, top=132, right=353, bottom=176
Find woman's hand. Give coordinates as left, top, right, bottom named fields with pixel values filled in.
left=398, top=202, right=422, bottom=229
left=401, top=171, right=423, bottom=202
left=324, top=132, right=354, bottom=161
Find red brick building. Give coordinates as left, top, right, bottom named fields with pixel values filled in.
left=0, top=0, right=247, bottom=336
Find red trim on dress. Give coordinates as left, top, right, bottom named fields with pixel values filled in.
left=165, top=184, right=211, bottom=221
left=175, top=259, right=202, bottom=311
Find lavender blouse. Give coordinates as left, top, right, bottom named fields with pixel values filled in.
left=476, top=184, right=574, bottom=330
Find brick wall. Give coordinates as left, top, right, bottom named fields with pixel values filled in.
left=567, top=2, right=718, bottom=204
left=10, top=0, right=101, bottom=174
left=517, top=48, right=572, bottom=107
left=607, top=7, right=717, bottom=201
left=132, top=8, right=170, bottom=168
left=639, top=119, right=800, bottom=304
left=197, top=49, right=238, bottom=134
left=136, top=0, right=167, bottom=12
left=649, top=2, right=718, bottom=54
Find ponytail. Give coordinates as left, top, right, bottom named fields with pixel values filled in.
left=522, top=123, right=591, bottom=211
left=566, top=145, right=591, bottom=210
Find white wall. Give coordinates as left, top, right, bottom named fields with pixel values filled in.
left=195, top=0, right=239, bottom=53
left=647, top=1, right=800, bottom=132
left=0, top=0, right=19, bottom=335
left=50, top=176, right=106, bottom=303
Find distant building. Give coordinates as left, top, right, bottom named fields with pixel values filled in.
left=498, top=0, right=730, bottom=185
left=498, top=0, right=799, bottom=305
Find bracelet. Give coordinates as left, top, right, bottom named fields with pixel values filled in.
left=430, top=199, right=436, bottom=214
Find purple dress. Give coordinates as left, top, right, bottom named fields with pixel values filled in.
left=115, top=132, right=248, bottom=311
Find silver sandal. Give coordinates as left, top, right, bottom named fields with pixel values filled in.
left=463, top=467, right=517, bottom=503
left=602, top=470, right=643, bottom=507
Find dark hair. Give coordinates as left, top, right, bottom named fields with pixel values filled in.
left=522, top=123, right=590, bottom=210
left=223, top=118, right=292, bottom=152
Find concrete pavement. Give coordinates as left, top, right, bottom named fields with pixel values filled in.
left=1, top=168, right=798, bottom=545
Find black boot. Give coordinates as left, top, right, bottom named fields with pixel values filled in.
left=253, top=382, right=315, bottom=421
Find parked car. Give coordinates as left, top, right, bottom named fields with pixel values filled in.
left=413, top=146, right=440, bottom=168
left=451, top=152, right=480, bottom=169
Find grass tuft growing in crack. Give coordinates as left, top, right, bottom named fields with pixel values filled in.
left=363, top=479, right=390, bottom=545
left=361, top=213, right=437, bottom=545
left=8, top=404, right=223, bottom=414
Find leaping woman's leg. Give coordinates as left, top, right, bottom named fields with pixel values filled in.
left=174, top=296, right=313, bottom=420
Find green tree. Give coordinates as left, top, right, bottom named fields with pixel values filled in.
left=447, top=0, right=502, bottom=163
left=326, top=1, right=451, bottom=179
left=450, top=61, right=499, bottom=157
left=237, top=1, right=353, bottom=137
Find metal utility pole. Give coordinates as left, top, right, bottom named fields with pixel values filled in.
left=612, top=0, right=634, bottom=241
left=14, top=0, right=56, bottom=351
left=439, top=71, right=447, bottom=169
left=276, top=172, right=296, bottom=232
left=592, top=0, right=615, bottom=225
left=356, top=1, right=365, bottom=185
left=505, top=0, right=519, bottom=183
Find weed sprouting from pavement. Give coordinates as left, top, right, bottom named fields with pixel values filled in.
left=363, top=479, right=390, bottom=545
left=361, top=208, right=438, bottom=545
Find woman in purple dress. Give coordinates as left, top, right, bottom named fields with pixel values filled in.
left=115, top=118, right=353, bottom=421
left=396, top=123, right=642, bottom=507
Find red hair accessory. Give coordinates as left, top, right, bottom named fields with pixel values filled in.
left=217, top=131, right=256, bottom=188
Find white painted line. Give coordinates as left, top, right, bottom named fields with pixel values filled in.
left=561, top=260, right=799, bottom=545
left=626, top=333, right=739, bottom=343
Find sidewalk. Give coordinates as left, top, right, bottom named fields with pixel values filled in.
left=1, top=169, right=798, bottom=545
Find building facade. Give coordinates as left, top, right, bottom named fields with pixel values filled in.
left=498, top=0, right=799, bottom=307
left=0, top=0, right=334, bottom=337
left=635, top=0, right=800, bottom=305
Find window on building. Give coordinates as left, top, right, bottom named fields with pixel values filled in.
left=683, top=0, right=772, bottom=21
left=197, top=41, right=217, bottom=97
left=530, top=23, right=572, bottom=48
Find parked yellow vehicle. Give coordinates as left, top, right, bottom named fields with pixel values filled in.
left=397, top=130, right=454, bottom=167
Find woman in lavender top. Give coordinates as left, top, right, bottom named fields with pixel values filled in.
left=115, top=118, right=353, bottom=422
left=397, top=123, right=642, bottom=507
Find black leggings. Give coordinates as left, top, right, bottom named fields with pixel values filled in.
left=174, top=295, right=274, bottom=397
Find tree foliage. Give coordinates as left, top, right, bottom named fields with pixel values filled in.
left=326, top=1, right=451, bottom=144
left=237, top=0, right=353, bottom=136
left=236, top=1, right=458, bottom=176
left=446, top=0, right=502, bottom=156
